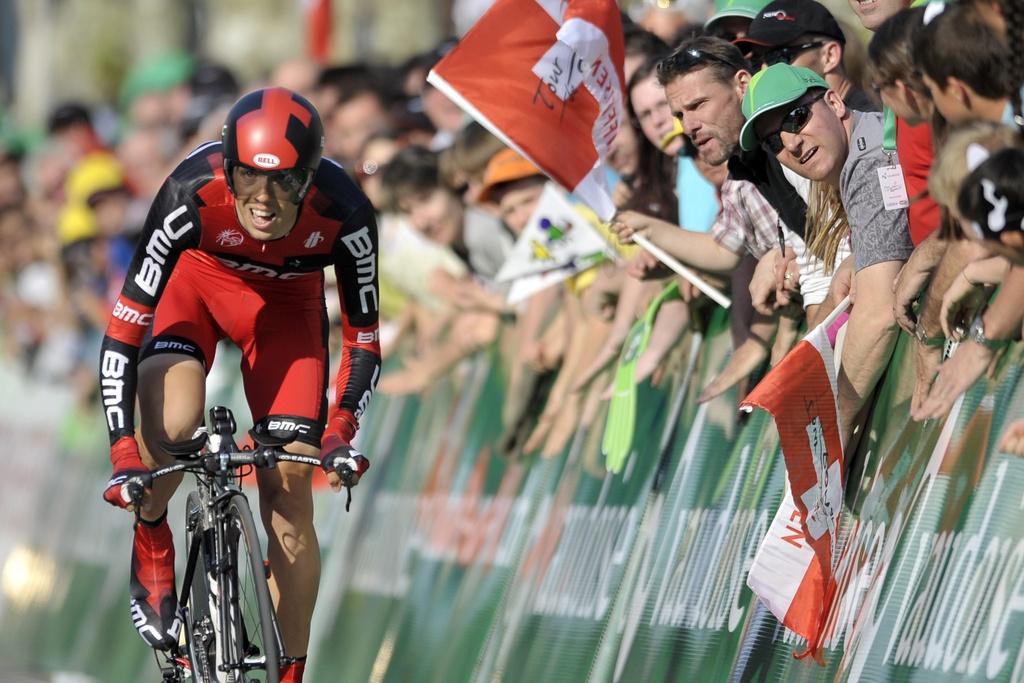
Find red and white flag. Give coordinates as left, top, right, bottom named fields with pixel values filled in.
left=427, top=0, right=625, bottom=221
left=740, top=300, right=850, bottom=657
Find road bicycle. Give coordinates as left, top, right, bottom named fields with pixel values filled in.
left=125, top=405, right=355, bottom=682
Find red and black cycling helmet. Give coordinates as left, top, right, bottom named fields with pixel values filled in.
left=221, top=87, right=324, bottom=202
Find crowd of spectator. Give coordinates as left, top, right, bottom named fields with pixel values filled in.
left=1, top=0, right=1021, bottom=457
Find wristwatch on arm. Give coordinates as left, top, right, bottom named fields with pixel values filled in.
left=913, top=320, right=946, bottom=348
left=966, top=312, right=1011, bottom=351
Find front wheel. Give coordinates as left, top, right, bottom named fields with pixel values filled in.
left=219, top=494, right=280, bottom=682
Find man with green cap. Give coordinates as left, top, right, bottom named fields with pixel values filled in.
left=741, top=63, right=912, bottom=438
left=705, top=0, right=775, bottom=41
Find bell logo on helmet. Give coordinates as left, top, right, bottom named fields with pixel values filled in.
left=253, top=153, right=281, bottom=169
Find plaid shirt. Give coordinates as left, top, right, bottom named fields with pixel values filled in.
left=711, top=179, right=790, bottom=259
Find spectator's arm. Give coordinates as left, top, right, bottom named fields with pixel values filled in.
left=839, top=260, right=904, bottom=440
left=611, top=210, right=741, bottom=275
left=699, top=311, right=776, bottom=403
left=914, top=266, right=1024, bottom=421
left=377, top=310, right=498, bottom=395
left=892, top=231, right=948, bottom=334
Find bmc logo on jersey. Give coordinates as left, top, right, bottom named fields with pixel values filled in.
left=112, top=300, right=153, bottom=326
left=216, top=229, right=245, bottom=247
left=135, top=205, right=193, bottom=297
left=253, top=153, right=280, bottom=169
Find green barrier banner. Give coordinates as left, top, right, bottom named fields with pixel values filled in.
left=591, top=310, right=786, bottom=683
left=2, top=321, right=1023, bottom=683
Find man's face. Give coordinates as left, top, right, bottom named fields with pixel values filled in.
left=664, top=68, right=747, bottom=166
left=496, top=178, right=546, bottom=236
left=754, top=91, right=849, bottom=186
left=327, top=92, right=387, bottom=164
left=847, top=0, right=907, bottom=31
left=231, top=166, right=302, bottom=240
left=400, top=187, right=464, bottom=246
left=422, top=85, right=465, bottom=135
left=631, top=74, right=682, bottom=155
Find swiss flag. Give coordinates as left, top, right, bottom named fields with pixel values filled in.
left=427, top=0, right=625, bottom=221
left=741, top=303, right=849, bottom=658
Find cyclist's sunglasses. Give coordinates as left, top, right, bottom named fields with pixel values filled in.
left=760, top=41, right=825, bottom=67
left=760, top=90, right=827, bottom=155
left=233, top=164, right=314, bottom=202
left=657, top=47, right=749, bottom=82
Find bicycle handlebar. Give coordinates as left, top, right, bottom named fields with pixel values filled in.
left=131, top=447, right=360, bottom=511
left=124, top=406, right=363, bottom=512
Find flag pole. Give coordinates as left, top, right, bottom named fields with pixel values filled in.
left=820, top=295, right=851, bottom=329
left=631, top=234, right=732, bottom=309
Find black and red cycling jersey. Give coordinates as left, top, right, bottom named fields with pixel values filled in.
left=99, top=140, right=380, bottom=454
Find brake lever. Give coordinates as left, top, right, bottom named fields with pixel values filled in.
left=339, top=467, right=355, bottom=512
left=127, top=475, right=150, bottom=521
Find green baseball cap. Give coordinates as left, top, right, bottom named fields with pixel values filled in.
left=705, top=0, right=774, bottom=28
left=739, top=63, right=828, bottom=151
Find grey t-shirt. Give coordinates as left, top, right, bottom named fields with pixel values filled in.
left=840, top=111, right=914, bottom=271
left=463, top=206, right=514, bottom=283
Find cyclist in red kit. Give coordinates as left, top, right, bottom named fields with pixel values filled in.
left=99, top=87, right=380, bottom=682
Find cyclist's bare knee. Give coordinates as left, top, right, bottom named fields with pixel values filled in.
left=257, top=456, right=315, bottom=524
left=137, top=353, right=206, bottom=465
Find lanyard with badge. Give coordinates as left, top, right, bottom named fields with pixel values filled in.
left=877, top=107, right=910, bottom=211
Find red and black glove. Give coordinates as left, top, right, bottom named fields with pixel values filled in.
left=102, top=436, right=151, bottom=510
left=319, top=432, right=370, bottom=488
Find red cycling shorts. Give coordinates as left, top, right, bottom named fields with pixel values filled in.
left=141, top=251, right=328, bottom=444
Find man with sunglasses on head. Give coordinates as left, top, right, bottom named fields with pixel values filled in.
left=650, top=36, right=842, bottom=323
left=734, top=0, right=877, bottom=113
left=740, top=64, right=913, bottom=439
left=98, top=87, right=381, bottom=683
left=613, top=36, right=841, bottom=402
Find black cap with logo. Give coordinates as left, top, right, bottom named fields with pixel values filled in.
left=734, top=0, right=845, bottom=48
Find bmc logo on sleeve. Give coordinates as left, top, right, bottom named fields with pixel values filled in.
left=340, top=227, right=379, bottom=315
left=101, top=349, right=130, bottom=431
left=112, top=300, right=153, bottom=326
left=134, top=205, right=193, bottom=297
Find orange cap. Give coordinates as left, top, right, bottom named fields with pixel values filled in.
left=478, top=148, right=544, bottom=203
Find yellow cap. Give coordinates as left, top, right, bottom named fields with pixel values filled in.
left=65, top=153, right=126, bottom=205
left=58, top=203, right=97, bottom=244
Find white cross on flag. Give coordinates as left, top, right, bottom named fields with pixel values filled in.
left=740, top=303, right=849, bottom=658
left=427, top=0, right=625, bottom=221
